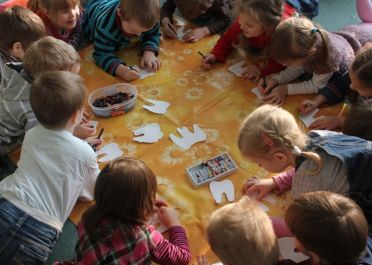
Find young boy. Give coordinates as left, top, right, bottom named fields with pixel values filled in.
left=0, top=6, right=46, bottom=79
left=204, top=197, right=296, bottom=265
left=82, top=0, right=161, bottom=81
left=0, top=71, right=100, bottom=264
left=0, top=36, right=94, bottom=157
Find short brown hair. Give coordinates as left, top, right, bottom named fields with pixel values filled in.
left=351, top=45, right=372, bottom=88
left=0, top=6, right=46, bottom=51
left=30, top=71, right=86, bottom=129
left=119, top=0, right=159, bottom=28
left=28, top=0, right=80, bottom=13
left=285, top=191, right=368, bottom=264
left=177, top=0, right=216, bottom=20
left=23, top=36, right=80, bottom=78
left=207, top=197, right=279, bottom=265
left=343, top=100, right=372, bottom=141
left=82, top=158, right=157, bottom=239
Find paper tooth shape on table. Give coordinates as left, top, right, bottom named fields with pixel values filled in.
left=209, top=179, right=235, bottom=204
left=143, top=99, right=170, bottom=114
left=88, top=120, right=99, bottom=130
left=132, top=65, right=155, bottom=80
left=169, top=124, right=207, bottom=149
left=133, top=123, right=163, bottom=143
left=96, top=143, right=123, bottom=163
left=298, top=108, right=324, bottom=128
left=251, top=87, right=264, bottom=100
left=176, top=26, right=191, bottom=40
left=278, top=237, right=310, bottom=263
left=147, top=212, right=168, bottom=233
left=228, top=61, right=246, bottom=77
left=247, top=191, right=278, bottom=212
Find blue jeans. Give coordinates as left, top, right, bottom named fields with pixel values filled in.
left=0, top=197, right=60, bottom=264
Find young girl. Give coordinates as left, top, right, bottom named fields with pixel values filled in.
left=238, top=104, right=372, bottom=226
left=27, top=0, right=82, bottom=49
left=286, top=191, right=372, bottom=265
left=202, top=0, right=297, bottom=81
left=161, top=0, right=232, bottom=42
left=73, top=158, right=191, bottom=265
left=260, top=16, right=372, bottom=107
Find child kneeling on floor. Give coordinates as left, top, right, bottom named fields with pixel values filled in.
left=0, top=71, right=100, bottom=264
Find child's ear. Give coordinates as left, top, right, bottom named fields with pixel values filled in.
left=273, top=152, right=288, bottom=161
left=309, top=46, right=317, bottom=56
left=11, top=42, right=25, bottom=59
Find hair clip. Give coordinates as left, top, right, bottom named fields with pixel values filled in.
left=311, top=27, right=319, bottom=34
left=292, top=146, right=302, bottom=155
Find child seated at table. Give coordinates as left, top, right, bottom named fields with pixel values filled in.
left=285, top=191, right=372, bottom=265
left=160, top=0, right=232, bottom=42
left=0, top=6, right=45, bottom=80
left=27, top=0, right=82, bottom=49
left=202, top=0, right=297, bottom=82
left=71, top=158, right=191, bottom=265
left=0, top=71, right=100, bottom=264
left=82, top=0, right=161, bottom=82
left=203, top=196, right=295, bottom=265
left=0, top=36, right=95, bottom=157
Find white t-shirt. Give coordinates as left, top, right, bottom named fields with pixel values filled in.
left=0, top=125, right=100, bottom=231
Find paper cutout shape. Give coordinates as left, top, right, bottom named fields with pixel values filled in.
left=96, top=143, right=123, bottom=163
left=278, top=237, right=310, bottom=263
left=147, top=212, right=168, bottom=233
left=299, top=108, right=324, bottom=128
left=143, top=99, right=170, bottom=114
left=88, top=120, right=99, bottom=130
left=247, top=191, right=278, bottom=212
left=209, top=179, right=235, bottom=204
left=133, top=66, right=155, bottom=80
left=177, top=27, right=191, bottom=40
left=251, top=87, right=264, bottom=100
left=212, top=263, right=223, bottom=265
left=228, top=61, right=246, bottom=77
left=169, top=124, right=207, bottom=150
left=133, top=123, right=163, bottom=143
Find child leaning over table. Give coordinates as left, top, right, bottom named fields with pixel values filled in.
left=82, top=0, right=161, bottom=82
left=0, top=6, right=46, bottom=81
left=0, top=36, right=96, bottom=157
left=0, top=71, right=101, bottom=264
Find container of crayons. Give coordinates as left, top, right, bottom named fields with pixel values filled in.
left=186, top=153, right=238, bottom=187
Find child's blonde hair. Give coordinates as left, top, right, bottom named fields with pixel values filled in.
left=270, top=16, right=331, bottom=72
left=0, top=6, right=46, bottom=51
left=286, top=191, right=368, bottom=264
left=119, top=0, right=159, bottom=29
left=238, top=105, right=321, bottom=172
left=23, top=36, right=80, bottom=78
left=28, top=0, right=79, bottom=13
left=207, top=197, right=279, bottom=265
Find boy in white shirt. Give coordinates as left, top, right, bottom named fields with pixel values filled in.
left=0, top=71, right=100, bottom=264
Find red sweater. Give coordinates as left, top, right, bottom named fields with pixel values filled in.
left=211, top=3, right=296, bottom=76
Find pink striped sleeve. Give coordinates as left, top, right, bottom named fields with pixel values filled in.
left=272, top=168, right=295, bottom=193
left=150, top=226, right=191, bottom=265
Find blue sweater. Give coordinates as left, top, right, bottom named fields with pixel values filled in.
left=82, top=0, right=160, bottom=75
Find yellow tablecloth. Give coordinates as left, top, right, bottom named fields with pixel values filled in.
left=70, top=34, right=343, bottom=264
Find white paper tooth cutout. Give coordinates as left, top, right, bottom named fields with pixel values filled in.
left=209, top=179, right=235, bottom=204
left=251, top=87, right=264, bottom=100
left=278, top=237, right=310, bottom=263
left=228, top=61, right=246, bottom=77
left=299, top=108, right=324, bottom=128
left=132, top=65, right=155, bottom=79
left=169, top=124, right=206, bottom=149
left=176, top=27, right=191, bottom=40
left=96, top=143, right=123, bottom=162
left=143, top=99, right=170, bottom=114
left=133, top=123, right=163, bottom=143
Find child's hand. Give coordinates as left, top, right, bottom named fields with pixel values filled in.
left=157, top=207, right=181, bottom=228
left=82, top=109, right=91, bottom=124
left=202, top=54, right=216, bottom=70
left=309, top=116, right=344, bottom=130
left=141, top=50, right=161, bottom=72
left=161, top=17, right=178, bottom=39
left=258, top=77, right=279, bottom=95
left=196, top=255, right=209, bottom=265
left=86, top=136, right=104, bottom=151
left=155, top=197, right=168, bottom=209
left=299, top=99, right=318, bottom=114
left=183, top=27, right=210, bottom=42
left=242, top=64, right=261, bottom=82
left=116, top=65, right=140, bottom=81
left=263, top=85, right=287, bottom=105
left=242, top=178, right=278, bottom=200
left=73, top=123, right=96, bottom=139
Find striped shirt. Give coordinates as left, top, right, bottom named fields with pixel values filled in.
left=82, top=0, right=160, bottom=75
left=68, top=219, right=191, bottom=265
left=0, top=63, right=37, bottom=156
